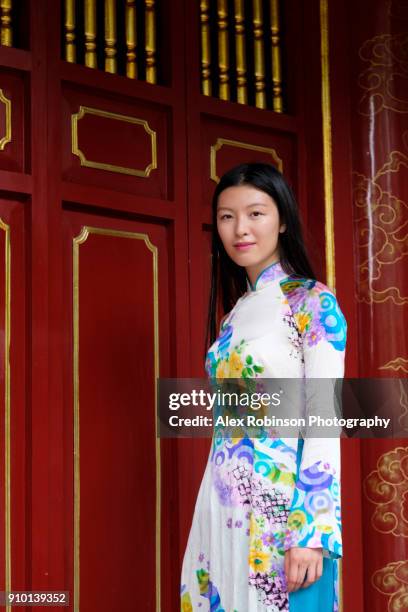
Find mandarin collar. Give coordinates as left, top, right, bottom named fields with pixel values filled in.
left=246, top=260, right=287, bottom=292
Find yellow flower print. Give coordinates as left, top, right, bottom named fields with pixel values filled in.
left=228, top=351, right=244, bottom=377
left=181, top=592, right=193, bottom=612
left=249, top=512, right=262, bottom=537
left=315, top=523, right=334, bottom=534
left=216, top=359, right=228, bottom=379
left=294, top=312, right=311, bottom=334
left=281, top=279, right=304, bottom=292
left=287, top=509, right=307, bottom=531
left=248, top=548, right=271, bottom=573
left=278, top=471, right=297, bottom=487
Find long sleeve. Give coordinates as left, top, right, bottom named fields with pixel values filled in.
left=281, top=278, right=347, bottom=559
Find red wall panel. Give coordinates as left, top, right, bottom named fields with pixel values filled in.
left=61, top=211, right=178, bottom=611
left=0, top=198, right=28, bottom=598
left=62, top=84, right=171, bottom=201
left=0, top=72, right=27, bottom=174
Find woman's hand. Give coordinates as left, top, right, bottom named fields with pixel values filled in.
left=284, top=546, right=323, bottom=592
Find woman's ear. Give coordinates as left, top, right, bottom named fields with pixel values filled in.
left=279, top=223, right=287, bottom=233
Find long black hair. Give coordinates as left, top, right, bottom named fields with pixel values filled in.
left=204, top=162, right=316, bottom=358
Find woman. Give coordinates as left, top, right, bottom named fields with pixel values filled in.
left=180, top=163, right=347, bottom=611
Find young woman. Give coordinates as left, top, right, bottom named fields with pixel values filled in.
left=180, top=163, right=347, bottom=611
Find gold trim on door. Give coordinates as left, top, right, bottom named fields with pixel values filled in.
left=0, top=89, right=12, bottom=151
left=1, top=218, right=11, bottom=612
left=320, top=1, right=343, bottom=609
left=210, top=137, right=283, bottom=182
left=320, top=0, right=336, bottom=292
left=71, top=106, right=157, bottom=177
left=73, top=226, right=160, bottom=611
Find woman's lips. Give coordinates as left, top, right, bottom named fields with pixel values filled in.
left=234, top=243, right=256, bottom=251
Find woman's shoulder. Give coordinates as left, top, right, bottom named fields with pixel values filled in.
left=278, top=273, right=347, bottom=346
left=279, top=274, right=342, bottom=310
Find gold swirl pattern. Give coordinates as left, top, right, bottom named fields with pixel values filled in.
left=357, top=32, right=408, bottom=116
left=397, top=381, right=408, bottom=432
left=363, top=446, right=408, bottom=536
left=353, top=132, right=408, bottom=304
left=388, top=0, right=408, bottom=20
left=372, top=560, right=408, bottom=610
left=379, top=358, right=408, bottom=374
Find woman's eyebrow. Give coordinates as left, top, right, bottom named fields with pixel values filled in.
left=217, top=202, right=268, bottom=211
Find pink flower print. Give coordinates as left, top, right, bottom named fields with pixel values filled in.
left=261, top=531, right=275, bottom=546
left=198, top=552, right=205, bottom=562
left=227, top=517, right=232, bottom=528
left=306, top=322, right=325, bottom=346
left=246, top=528, right=250, bottom=536
left=284, top=529, right=299, bottom=549
left=235, top=520, right=243, bottom=528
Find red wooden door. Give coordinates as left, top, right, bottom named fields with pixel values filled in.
left=0, top=0, right=189, bottom=609
left=0, top=1, right=359, bottom=610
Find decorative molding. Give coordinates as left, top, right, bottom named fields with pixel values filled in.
left=0, top=217, right=11, bottom=611
left=0, top=89, right=12, bottom=151
left=72, top=226, right=160, bottom=611
left=210, top=137, right=283, bottom=183
left=71, top=106, right=157, bottom=177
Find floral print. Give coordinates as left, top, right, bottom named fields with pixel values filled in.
left=181, top=585, right=193, bottom=612
left=181, top=260, right=347, bottom=611
left=196, top=568, right=225, bottom=610
left=280, top=277, right=347, bottom=352
left=206, top=331, right=265, bottom=379
left=283, top=461, right=342, bottom=557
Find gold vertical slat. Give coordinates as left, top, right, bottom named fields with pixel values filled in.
left=64, top=0, right=76, bottom=62
left=234, top=0, right=247, bottom=104
left=217, top=0, right=230, bottom=101
left=320, top=0, right=336, bottom=292
left=269, top=0, right=283, bottom=113
left=145, top=0, right=157, bottom=84
left=0, top=0, right=12, bottom=47
left=200, top=0, right=211, bottom=96
left=319, top=3, right=342, bottom=603
left=105, top=0, right=117, bottom=74
left=1, top=219, right=11, bottom=612
left=253, top=0, right=266, bottom=109
left=126, top=0, right=138, bottom=79
left=84, top=0, right=97, bottom=69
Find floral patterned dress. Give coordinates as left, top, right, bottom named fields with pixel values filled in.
left=180, top=260, right=347, bottom=611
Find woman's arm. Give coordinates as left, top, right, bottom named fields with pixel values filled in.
left=281, top=278, right=347, bottom=589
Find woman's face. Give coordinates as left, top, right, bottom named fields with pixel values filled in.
left=216, top=184, right=286, bottom=286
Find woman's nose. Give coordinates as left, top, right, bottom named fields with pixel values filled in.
left=235, top=216, right=249, bottom=236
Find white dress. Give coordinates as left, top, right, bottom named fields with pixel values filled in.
left=180, top=260, right=347, bottom=611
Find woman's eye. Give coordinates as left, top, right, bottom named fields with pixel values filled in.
left=219, top=214, right=232, bottom=220
left=251, top=211, right=263, bottom=217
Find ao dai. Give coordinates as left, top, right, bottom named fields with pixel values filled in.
left=180, top=260, right=347, bottom=611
